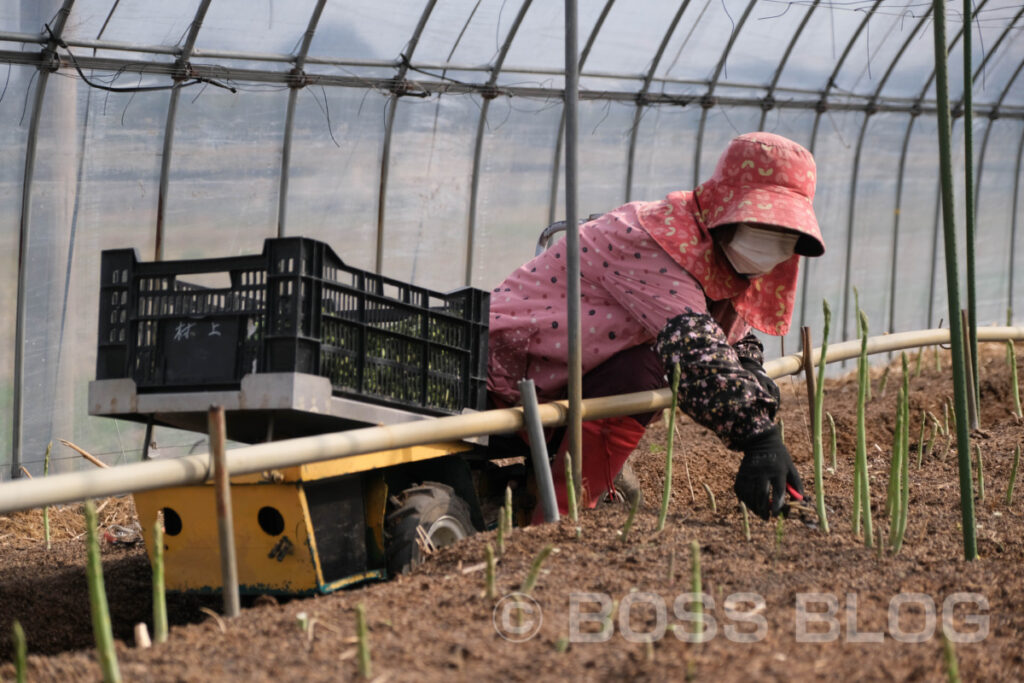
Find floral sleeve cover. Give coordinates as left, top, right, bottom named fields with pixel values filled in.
left=655, top=313, right=777, bottom=450
left=732, top=331, right=765, bottom=366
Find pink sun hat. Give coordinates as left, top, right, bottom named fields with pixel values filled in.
left=695, top=132, right=825, bottom=257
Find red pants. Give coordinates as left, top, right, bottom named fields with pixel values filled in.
left=536, top=415, right=647, bottom=521
left=527, top=344, right=666, bottom=523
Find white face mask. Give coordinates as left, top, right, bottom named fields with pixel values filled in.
left=720, top=224, right=800, bottom=277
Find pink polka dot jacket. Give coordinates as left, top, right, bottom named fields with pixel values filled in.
left=488, top=132, right=823, bottom=450
left=487, top=203, right=778, bottom=449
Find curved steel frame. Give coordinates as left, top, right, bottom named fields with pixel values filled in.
left=465, top=0, right=533, bottom=285
left=757, top=0, right=821, bottom=131
left=840, top=6, right=935, bottom=343
left=6, top=1, right=1024, bottom=477
left=1009, top=128, right=1024, bottom=320
left=277, top=0, right=328, bottom=238
left=373, top=0, right=439, bottom=272
left=623, top=0, right=692, bottom=202
left=546, top=0, right=616, bottom=225
left=692, top=0, right=758, bottom=183
left=797, top=0, right=883, bottom=334
left=154, top=0, right=213, bottom=261
left=12, top=0, right=75, bottom=478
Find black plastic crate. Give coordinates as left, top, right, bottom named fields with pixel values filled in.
left=96, top=238, right=490, bottom=417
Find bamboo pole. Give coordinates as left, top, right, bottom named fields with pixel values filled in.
left=931, top=0, right=978, bottom=560
left=2, top=328, right=1024, bottom=517
left=209, top=406, right=240, bottom=618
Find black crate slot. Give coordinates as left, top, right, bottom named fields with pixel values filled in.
left=96, top=238, right=489, bottom=417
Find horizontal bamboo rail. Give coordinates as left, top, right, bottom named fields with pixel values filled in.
left=1, top=326, right=1022, bottom=515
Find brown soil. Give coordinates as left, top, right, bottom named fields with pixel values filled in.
left=3, top=345, right=1024, bottom=681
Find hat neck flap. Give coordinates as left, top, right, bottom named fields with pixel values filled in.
left=637, top=190, right=799, bottom=336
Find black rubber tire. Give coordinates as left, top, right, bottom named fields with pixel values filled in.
left=386, top=482, right=475, bottom=575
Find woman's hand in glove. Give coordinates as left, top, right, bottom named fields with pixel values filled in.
left=734, top=425, right=803, bottom=520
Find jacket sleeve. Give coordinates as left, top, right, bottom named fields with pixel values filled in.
left=655, top=313, right=778, bottom=450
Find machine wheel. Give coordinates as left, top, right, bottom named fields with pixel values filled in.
left=386, top=482, right=475, bottom=575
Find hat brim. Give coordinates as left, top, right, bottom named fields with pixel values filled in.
left=707, top=185, right=825, bottom=257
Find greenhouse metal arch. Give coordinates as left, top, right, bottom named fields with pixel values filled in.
left=1, top=0, right=1022, bottom=479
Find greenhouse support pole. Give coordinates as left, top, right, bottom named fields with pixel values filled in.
left=1009, top=131, right=1024, bottom=321
left=962, top=0, right=980, bottom=418
left=278, top=0, right=328, bottom=238
left=154, top=0, right=212, bottom=261
left=930, top=0, right=977, bottom=560
left=564, top=0, right=583, bottom=501
left=464, top=0, right=532, bottom=285
left=12, top=0, right=75, bottom=480
left=692, top=0, right=758, bottom=184
left=374, top=0, right=437, bottom=268
left=888, top=115, right=916, bottom=333
left=546, top=0, right=615, bottom=225
left=209, top=407, right=239, bottom=618
left=624, top=1, right=690, bottom=202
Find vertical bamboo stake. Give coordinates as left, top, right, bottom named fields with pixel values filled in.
left=740, top=502, right=751, bottom=541
left=961, top=0, right=980, bottom=422
left=43, top=441, right=51, bottom=551
left=356, top=603, right=371, bottom=679
left=657, top=363, right=681, bottom=533
left=209, top=406, right=240, bottom=618
left=930, top=0, right=977, bottom=560
left=152, top=519, right=167, bottom=644
left=13, top=619, right=26, bottom=683
left=85, top=499, right=122, bottom=683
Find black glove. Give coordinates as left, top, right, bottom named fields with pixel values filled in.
left=739, top=357, right=780, bottom=419
left=734, top=425, right=803, bottom=520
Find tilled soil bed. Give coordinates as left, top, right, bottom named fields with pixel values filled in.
left=2, top=344, right=1023, bottom=681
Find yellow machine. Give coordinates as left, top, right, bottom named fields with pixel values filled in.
left=131, top=442, right=483, bottom=595
left=91, top=237, right=521, bottom=595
